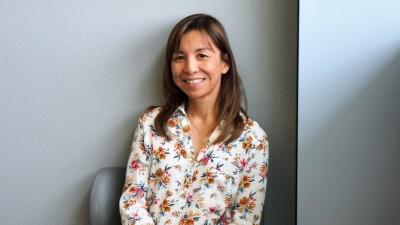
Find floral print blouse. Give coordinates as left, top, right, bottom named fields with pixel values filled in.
left=120, top=105, right=269, bottom=225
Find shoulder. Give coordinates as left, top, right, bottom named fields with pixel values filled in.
left=243, top=117, right=268, bottom=141
left=137, top=106, right=162, bottom=126
left=238, top=116, right=269, bottom=153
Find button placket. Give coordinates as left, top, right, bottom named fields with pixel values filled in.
left=180, top=158, right=197, bottom=211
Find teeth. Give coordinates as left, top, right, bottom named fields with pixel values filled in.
left=184, top=79, right=204, bottom=84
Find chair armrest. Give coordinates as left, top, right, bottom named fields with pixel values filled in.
left=90, top=167, right=126, bottom=225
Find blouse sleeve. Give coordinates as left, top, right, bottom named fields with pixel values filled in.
left=231, top=130, right=269, bottom=225
left=119, top=114, right=154, bottom=225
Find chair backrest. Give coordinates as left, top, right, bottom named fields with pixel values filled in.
left=90, top=167, right=126, bottom=225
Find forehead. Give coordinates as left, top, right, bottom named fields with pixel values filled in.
left=176, top=30, right=217, bottom=52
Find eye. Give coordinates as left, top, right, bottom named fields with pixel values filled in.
left=173, top=55, right=184, bottom=62
left=198, top=53, right=209, bottom=59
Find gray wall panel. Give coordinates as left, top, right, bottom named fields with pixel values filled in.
left=298, top=1, right=400, bottom=225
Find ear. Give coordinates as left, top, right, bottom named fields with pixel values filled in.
left=222, top=54, right=230, bottom=74
left=222, top=63, right=230, bottom=74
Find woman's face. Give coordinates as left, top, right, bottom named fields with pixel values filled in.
left=171, top=30, right=229, bottom=103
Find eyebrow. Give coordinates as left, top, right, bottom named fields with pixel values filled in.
left=174, top=46, right=215, bottom=54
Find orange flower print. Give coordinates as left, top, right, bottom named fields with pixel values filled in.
left=179, top=211, right=199, bottom=225
left=122, top=199, right=135, bottom=209
left=205, top=171, right=215, bottom=184
left=167, top=118, right=178, bottom=127
left=239, top=197, right=248, bottom=206
left=240, top=175, right=252, bottom=189
left=247, top=200, right=256, bottom=211
left=152, top=147, right=167, bottom=160
left=179, top=148, right=188, bottom=158
left=192, top=170, right=198, bottom=182
left=238, top=196, right=256, bottom=212
left=139, top=143, right=146, bottom=154
left=175, top=143, right=188, bottom=159
left=182, top=125, right=190, bottom=134
left=179, top=219, right=194, bottom=225
left=183, top=176, right=191, bottom=189
left=160, top=199, right=172, bottom=212
left=259, top=164, right=269, bottom=179
left=242, top=136, right=253, bottom=150
left=155, top=168, right=164, bottom=177
left=256, top=140, right=266, bottom=151
left=154, top=168, right=170, bottom=186
left=242, top=141, right=252, bottom=150
left=202, top=168, right=219, bottom=185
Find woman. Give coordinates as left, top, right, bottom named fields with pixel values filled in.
left=120, top=14, right=269, bottom=225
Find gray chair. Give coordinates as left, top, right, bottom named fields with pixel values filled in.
left=90, top=167, right=126, bottom=225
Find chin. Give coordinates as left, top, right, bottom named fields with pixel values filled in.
left=185, top=93, right=204, bottom=100
left=182, top=90, right=206, bottom=99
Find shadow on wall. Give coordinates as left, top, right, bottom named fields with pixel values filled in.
left=116, top=51, right=165, bottom=164
left=301, top=54, right=400, bottom=225
left=107, top=26, right=171, bottom=165
left=119, top=27, right=169, bottom=158
left=74, top=26, right=170, bottom=225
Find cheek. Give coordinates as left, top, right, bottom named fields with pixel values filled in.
left=171, top=64, right=180, bottom=78
left=206, top=61, right=225, bottom=75
left=171, top=68, right=181, bottom=87
left=171, top=75, right=179, bottom=87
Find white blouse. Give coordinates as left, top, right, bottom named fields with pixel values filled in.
left=120, top=105, right=269, bottom=225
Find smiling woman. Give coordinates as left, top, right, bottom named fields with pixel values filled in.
left=119, top=14, right=269, bottom=225
left=171, top=30, right=229, bottom=106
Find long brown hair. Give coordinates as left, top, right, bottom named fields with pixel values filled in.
left=154, top=13, right=248, bottom=144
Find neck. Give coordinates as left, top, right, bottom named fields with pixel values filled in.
left=186, top=98, right=219, bottom=122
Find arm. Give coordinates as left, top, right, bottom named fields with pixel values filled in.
left=231, top=132, right=269, bottom=225
left=119, top=114, right=154, bottom=225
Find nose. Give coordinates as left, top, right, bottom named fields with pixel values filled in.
left=183, top=56, right=198, bottom=74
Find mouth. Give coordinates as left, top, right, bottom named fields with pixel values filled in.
left=182, top=78, right=205, bottom=84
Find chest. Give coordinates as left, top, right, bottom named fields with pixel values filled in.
left=147, top=134, right=248, bottom=180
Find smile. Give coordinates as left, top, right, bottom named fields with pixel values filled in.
left=183, top=78, right=205, bottom=84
